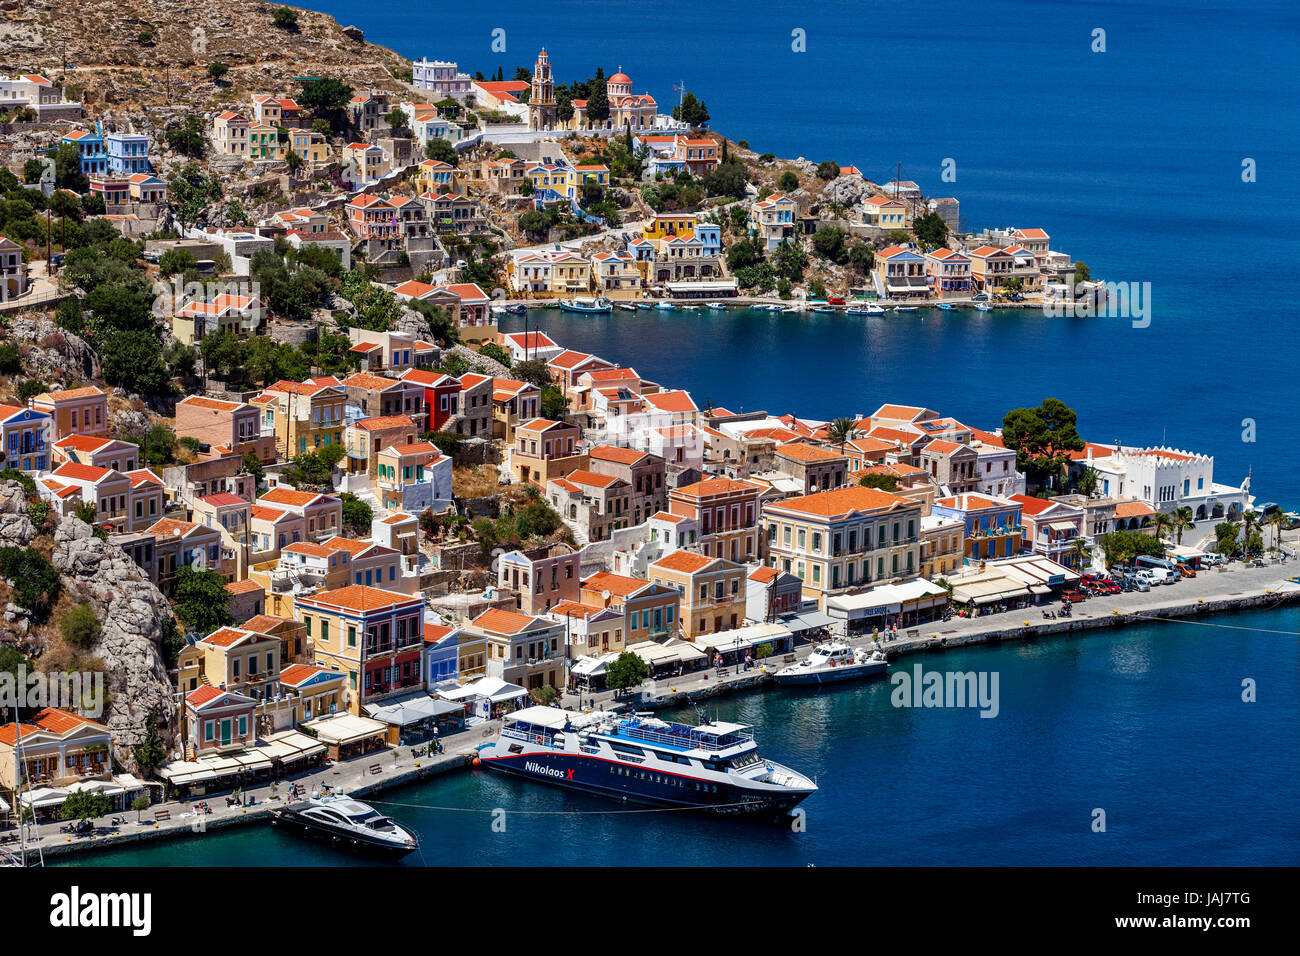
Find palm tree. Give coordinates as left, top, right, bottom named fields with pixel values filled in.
left=1070, top=537, right=1093, bottom=571
left=1075, top=465, right=1099, bottom=498
left=1269, top=510, right=1287, bottom=553
left=828, top=416, right=856, bottom=454
left=1151, top=511, right=1174, bottom=547
left=1242, top=510, right=1261, bottom=556
left=1172, top=506, right=1194, bottom=545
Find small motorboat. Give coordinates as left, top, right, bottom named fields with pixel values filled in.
left=974, top=301, right=994, bottom=312
left=893, top=306, right=918, bottom=313
left=680, top=304, right=702, bottom=311
left=812, top=306, right=835, bottom=314
left=706, top=301, right=728, bottom=310
left=845, top=306, right=872, bottom=315
left=865, top=303, right=886, bottom=314
left=270, top=789, right=419, bottom=858
left=774, top=642, right=888, bottom=686
left=636, top=302, right=654, bottom=310
left=754, top=303, right=784, bottom=311
left=656, top=302, right=677, bottom=311
left=783, top=306, right=801, bottom=313
left=490, top=305, right=508, bottom=316
left=616, top=303, right=638, bottom=312
left=558, top=297, right=613, bottom=313
left=936, top=302, right=955, bottom=311
left=505, top=304, right=527, bottom=314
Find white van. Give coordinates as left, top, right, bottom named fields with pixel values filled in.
left=1134, top=568, right=1170, bottom=586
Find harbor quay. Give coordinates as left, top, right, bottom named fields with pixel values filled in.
left=21, top=554, right=1296, bottom=861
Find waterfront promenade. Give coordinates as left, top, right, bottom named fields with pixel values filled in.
left=14, top=551, right=1297, bottom=862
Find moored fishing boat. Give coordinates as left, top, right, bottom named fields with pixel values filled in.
left=478, top=706, right=817, bottom=818
left=936, top=302, right=955, bottom=311
left=706, top=301, right=728, bottom=310
left=616, top=302, right=638, bottom=311
left=656, top=301, right=677, bottom=310
left=558, top=296, right=613, bottom=313
left=865, top=303, right=886, bottom=314
left=975, top=301, right=994, bottom=312
left=505, top=304, right=527, bottom=314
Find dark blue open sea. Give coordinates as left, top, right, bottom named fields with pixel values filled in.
left=79, top=0, right=1300, bottom=864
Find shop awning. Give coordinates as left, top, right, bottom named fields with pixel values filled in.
left=365, top=692, right=464, bottom=726
left=1047, top=521, right=1078, bottom=532
left=777, top=609, right=835, bottom=632
left=572, top=652, right=619, bottom=677
left=262, top=730, right=326, bottom=762
left=1029, top=584, right=1052, bottom=595
left=301, top=713, right=388, bottom=746
left=20, top=787, right=68, bottom=809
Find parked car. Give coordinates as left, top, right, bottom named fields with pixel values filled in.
left=1061, top=589, right=1087, bottom=603
left=1200, top=552, right=1226, bottom=566
left=828, top=296, right=846, bottom=306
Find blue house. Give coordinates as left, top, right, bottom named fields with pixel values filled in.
left=930, top=493, right=1023, bottom=563
left=60, top=124, right=106, bottom=176
left=695, top=221, right=722, bottom=259
left=105, top=132, right=151, bottom=176
left=0, top=404, right=53, bottom=473
left=423, top=623, right=460, bottom=685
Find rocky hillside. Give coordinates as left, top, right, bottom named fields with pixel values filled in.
left=0, top=480, right=176, bottom=770
left=5, top=0, right=413, bottom=113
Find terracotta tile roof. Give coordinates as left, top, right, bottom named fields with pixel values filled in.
left=51, top=461, right=114, bottom=483
left=588, top=445, right=647, bottom=465
left=777, top=442, right=845, bottom=463
left=224, top=579, right=264, bottom=595
left=672, top=477, right=760, bottom=500
left=342, top=372, right=404, bottom=392
left=300, top=585, right=419, bottom=614
left=581, top=572, right=650, bottom=599
left=1114, top=501, right=1156, bottom=519
left=34, top=386, right=106, bottom=404
left=471, top=607, right=542, bottom=635
left=259, top=487, right=326, bottom=508
left=649, top=551, right=715, bottom=574
left=642, top=390, right=697, bottom=413
left=353, top=414, right=415, bottom=431
left=200, top=492, right=245, bottom=507
left=765, top=485, right=914, bottom=520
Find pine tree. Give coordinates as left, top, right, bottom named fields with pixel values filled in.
left=587, top=67, right=610, bottom=123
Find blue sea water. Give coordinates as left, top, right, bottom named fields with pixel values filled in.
left=301, top=0, right=1300, bottom=501
left=71, top=1, right=1300, bottom=866
left=66, top=609, right=1300, bottom=866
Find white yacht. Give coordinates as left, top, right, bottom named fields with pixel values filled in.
left=774, top=642, right=888, bottom=686
left=270, top=789, right=420, bottom=857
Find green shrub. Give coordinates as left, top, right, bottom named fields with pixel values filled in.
left=0, top=546, right=61, bottom=619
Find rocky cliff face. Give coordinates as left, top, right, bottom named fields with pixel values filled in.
left=0, top=480, right=177, bottom=770
left=51, top=518, right=178, bottom=769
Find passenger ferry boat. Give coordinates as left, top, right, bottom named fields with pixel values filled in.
left=479, top=706, right=817, bottom=818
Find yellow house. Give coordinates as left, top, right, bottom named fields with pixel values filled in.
left=253, top=378, right=347, bottom=458
left=288, top=128, right=330, bottom=168
left=248, top=123, right=286, bottom=161
left=643, top=213, right=697, bottom=241
left=762, top=485, right=923, bottom=610
left=548, top=251, right=591, bottom=294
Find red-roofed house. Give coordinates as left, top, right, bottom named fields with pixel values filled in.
left=512, top=418, right=586, bottom=488
left=0, top=709, right=113, bottom=814
left=647, top=551, right=746, bottom=638
left=297, top=585, right=426, bottom=714
left=547, top=469, right=632, bottom=542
